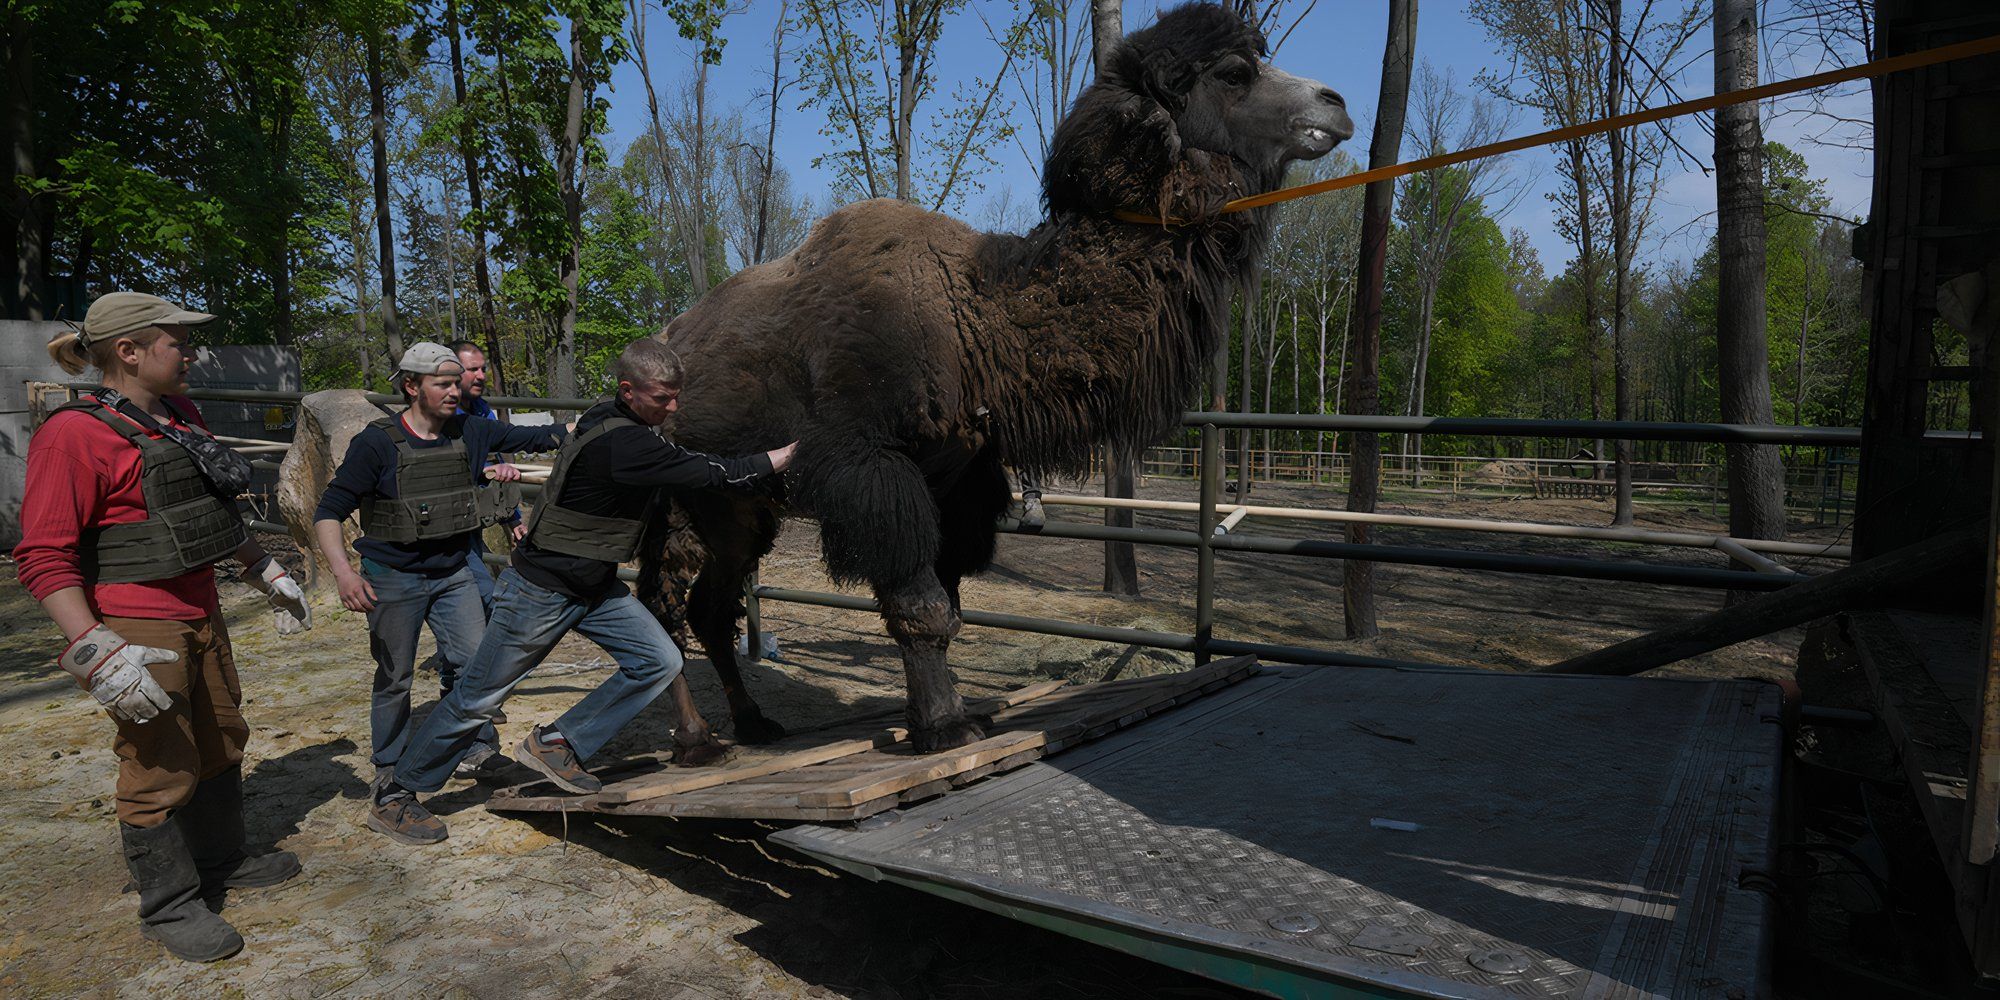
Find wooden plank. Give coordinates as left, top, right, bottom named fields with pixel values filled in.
left=597, top=727, right=909, bottom=804
left=967, top=678, right=1068, bottom=714
left=797, top=731, right=1051, bottom=808
left=491, top=657, right=1259, bottom=819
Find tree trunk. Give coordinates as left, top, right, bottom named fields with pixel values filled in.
left=367, top=31, right=404, bottom=366
left=754, top=0, right=790, bottom=264
left=1091, top=0, right=1121, bottom=75
left=1568, top=137, right=1603, bottom=480
left=1092, top=0, right=1137, bottom=596
left=269, top=105, right=295, bottom=345
left=1605, top=0, right=1634, bottom=526
left=1795, top=247, right=1812, bottom=424
left=1405, top=281, right=1437, bottom=485
left=690, top=61, right=711, bottom=294
left=349, top=192, right=373, bottom=386
left=447, top=0, right=505, bottom=391
left=1714, top=0, right=1787, bottom=565
left=6, top=10, right=44, bottom=319
left=1346, top=0, right=1417, bottom=640
left=553, top=21, right=588, bottom=404
left=894, top=1, right=918, bottom=201
left=1237, top=279, right=1258, bottom=498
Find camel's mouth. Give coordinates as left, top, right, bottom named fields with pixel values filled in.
left=1292, top=125, right=1344, bottom=158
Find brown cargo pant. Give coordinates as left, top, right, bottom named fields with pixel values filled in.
left=101, top=613, right=248, bottom=828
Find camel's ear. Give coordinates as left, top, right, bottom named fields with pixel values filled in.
left=1043, top=87, right=1181, bottom=216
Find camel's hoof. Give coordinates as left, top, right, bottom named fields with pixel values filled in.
left=672, top=739, right=730, bottom=768
left=732, top=712, right=788, bottom=746
left=911, top=717, right=986, bottom=754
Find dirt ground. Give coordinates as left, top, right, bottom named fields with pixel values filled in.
left=0, top=478, right=1846, bottom=998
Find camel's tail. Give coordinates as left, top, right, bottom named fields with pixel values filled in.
left=635, top=494, right=707, bottom=652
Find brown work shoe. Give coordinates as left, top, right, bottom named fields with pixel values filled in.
left=514, top=727, right=601, bottom=795
left=365, top=790, right=447, bottom=845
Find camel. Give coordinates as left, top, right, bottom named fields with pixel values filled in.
left=640, top=2, right=1353, bottom=757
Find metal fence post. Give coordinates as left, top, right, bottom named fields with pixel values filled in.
left=1195, top=423, right=1220, bottom=666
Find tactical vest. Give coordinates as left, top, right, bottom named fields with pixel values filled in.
left=524, top=415, right=652, bottom=563
left=56, top=399, right=249, bottom=584
left=359, top=417, right=520, bottom=543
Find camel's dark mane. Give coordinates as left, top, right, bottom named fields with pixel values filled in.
left=960, top=4, right=1282, bottom=479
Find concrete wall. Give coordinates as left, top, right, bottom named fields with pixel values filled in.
left=0, top=320, right=300, bottom=549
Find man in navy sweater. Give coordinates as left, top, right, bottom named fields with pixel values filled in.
left=373, top=338, right=794, bottom=843
left=312, top=343, right=569, bottom=843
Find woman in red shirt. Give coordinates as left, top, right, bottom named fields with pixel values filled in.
left=17, top=292, right=312, bottom=963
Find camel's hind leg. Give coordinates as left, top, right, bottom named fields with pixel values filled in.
left=636, top=500, right=729, bottom=766
left=682, top=493, right=788, bottom=745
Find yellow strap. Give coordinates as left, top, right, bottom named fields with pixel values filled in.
left=1115, top=32, right=2000, bottom=226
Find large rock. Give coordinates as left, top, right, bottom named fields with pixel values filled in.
left=276, top=390, right=388, bottom=592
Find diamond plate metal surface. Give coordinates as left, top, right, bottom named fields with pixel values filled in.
left=777, top=668, right=1780, bottom=999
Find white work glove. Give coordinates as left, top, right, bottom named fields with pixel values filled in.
left=59, top=623, right=177, bottom=724
left=245, top=555, right=313, bottom=634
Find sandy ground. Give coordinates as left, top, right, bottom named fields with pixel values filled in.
left=0, top=478, right=1845, bottom=998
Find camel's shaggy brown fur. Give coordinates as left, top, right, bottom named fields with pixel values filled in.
left=639, top=2, right=1350, bottom=752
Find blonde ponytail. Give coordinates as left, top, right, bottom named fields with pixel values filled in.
left=46, top=325, right=157, bottom=377
left=46, top=328, right=93, bottom=376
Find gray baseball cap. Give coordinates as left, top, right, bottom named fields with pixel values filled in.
left=80, top=291, right=216, bottom=344
left=396, top=342, right=465, bottom=376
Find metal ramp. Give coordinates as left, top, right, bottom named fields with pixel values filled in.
left=773, top=666, right=1781, bottom=999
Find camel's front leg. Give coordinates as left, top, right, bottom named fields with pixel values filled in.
left=878, top=573, right=986, bottom=753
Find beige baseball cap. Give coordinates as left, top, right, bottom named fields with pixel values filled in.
left=396, top=342, right=466, bottom=376
left=79, top=291, right=216, bottom=344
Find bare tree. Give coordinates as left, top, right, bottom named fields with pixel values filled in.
left=309, top=35, right=380, bottom=384
left=628, top=0, right=728, bottom=296
left=978, top=0, right=1093, bottom=176
left=1087, top=0, right=1139, bottom=597
left=1715, top=0, right=1786, bottom=557
left=795, top=0, right=1012, bottom=211
left=444, top=0, right=506, bottom=391
left=1264, top=153, right=1362, bottom=463
left=1346, top=0, right=1417, bottom=640
left=552, top=11, right=616, bottom=404
left=1396, top=64, right=1519, bottom=479
left=1590, top=0, right=1700, bottom=525
left=750, top=0, right=794, bottom=265
left=367, top=27, right=406, bottom=367
left=1472, top=0, right=1607, bottom=477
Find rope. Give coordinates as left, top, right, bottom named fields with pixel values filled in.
left=1115, top=32, right=2000, bottom=226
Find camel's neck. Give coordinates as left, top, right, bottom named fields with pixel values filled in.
left=968, top=207, right=1272, bottom=479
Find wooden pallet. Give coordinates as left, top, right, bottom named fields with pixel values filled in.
left=486, top=655, right=1260, bottom=821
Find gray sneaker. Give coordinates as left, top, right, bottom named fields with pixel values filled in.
left=453, top=741, right=504, bottom=778
left=514, top=727, right=601, bottom=795
left=366, top=790, right=447, bottom=845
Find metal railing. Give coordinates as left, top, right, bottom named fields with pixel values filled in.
left=216, top=387, right=1834, bottom=669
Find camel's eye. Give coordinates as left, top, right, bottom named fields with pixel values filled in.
left=1215, top=62, right=1256, bottom=88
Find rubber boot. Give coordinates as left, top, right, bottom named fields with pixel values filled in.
left=120, top=821, right=244, bottom=963
left=177, top=766, right=301, bottom=893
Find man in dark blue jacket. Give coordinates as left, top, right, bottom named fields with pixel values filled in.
left=311, top=343, right=569, bottom=843
left=372, top=338, right=794, bottom=844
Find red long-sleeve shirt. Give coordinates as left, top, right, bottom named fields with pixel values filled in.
left=14, top=395, right=225, bottom=620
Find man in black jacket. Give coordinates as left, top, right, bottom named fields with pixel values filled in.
left=375, top=338, right=795, bottom=843
left=313, top=343, right=569, bottom=844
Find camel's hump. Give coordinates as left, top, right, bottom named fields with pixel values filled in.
left=792, top=198, right=981, bottom=262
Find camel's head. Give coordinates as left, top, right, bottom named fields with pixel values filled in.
left=1044, top=3, right=1353, bottom=219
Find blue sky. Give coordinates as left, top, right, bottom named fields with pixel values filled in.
left=602, top=0, right=1873, bottom=275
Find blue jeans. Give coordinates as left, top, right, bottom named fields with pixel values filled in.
left=362, top=560, right=498, bottom=775
left=465, top=536, right=496, bottom=612
left=394, top=568, right=685, bottom=793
